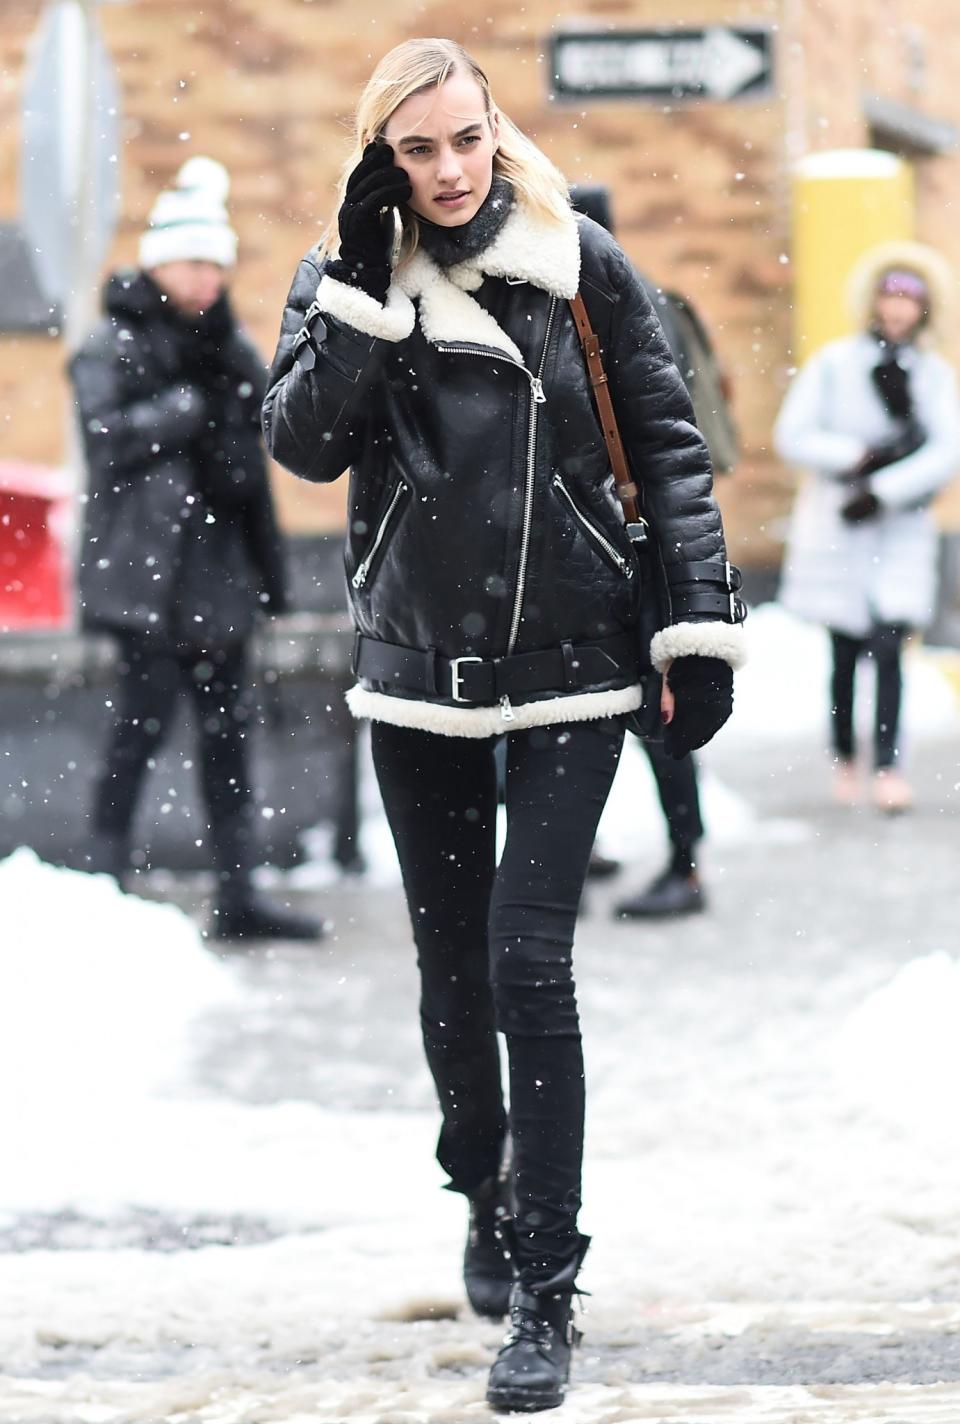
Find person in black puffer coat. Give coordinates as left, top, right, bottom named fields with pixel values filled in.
left=263, top=39, right=746, bottom=1413
left=71, top=156, right=322, bottom=942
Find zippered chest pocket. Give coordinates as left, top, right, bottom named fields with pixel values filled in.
left=351, top=480, right=410, bottom=591
left=552, top=474, right=634, bottom=579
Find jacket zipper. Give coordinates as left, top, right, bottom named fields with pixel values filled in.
left=351, top=480, right=408, bottom=590
left=553, top=474, right=635, bottom=579
left=506, top=294, right=557, bottom=657
left=434, top=342, right=547, bottom=406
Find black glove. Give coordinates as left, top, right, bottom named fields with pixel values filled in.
left=326, top=141, right=412, bottom=302
left=663, top=655, right=734, bottom=761
left=847, top=424, right=925, bottom=480
left=840, top=486, right=881, bottom=524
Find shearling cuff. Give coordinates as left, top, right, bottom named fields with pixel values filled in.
left=650, top=621, right=747, bottom=673
left=315, top=274, right=415, bottom=343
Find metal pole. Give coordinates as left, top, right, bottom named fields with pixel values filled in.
left=62, top=0, right=101, bottom=356
left=61, top=0, right=100, bottom=619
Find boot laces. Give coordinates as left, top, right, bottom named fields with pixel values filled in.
left=501, top=1307, right=554, bottom=1354
left=501, top=1288, right=588, bottom=1353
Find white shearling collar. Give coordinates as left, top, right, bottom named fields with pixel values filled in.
left=395, top=249, right=526, bottom=364
left=392, top=203, right=581, bottom=363
left=464, top=202, right=581, bottom=298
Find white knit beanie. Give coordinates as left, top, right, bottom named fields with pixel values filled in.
left=139, top=156, right=238, bottom=270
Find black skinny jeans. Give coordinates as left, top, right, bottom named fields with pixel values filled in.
left=371, top=717, right=624, bottom=1281
left=830, top=624, right=907, bottom=770
left=92, top=634, right=257, bottom=892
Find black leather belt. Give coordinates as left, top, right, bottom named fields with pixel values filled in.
left=354, top=632, right=640, bottom=704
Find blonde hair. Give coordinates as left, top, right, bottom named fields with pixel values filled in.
left=319, top=38, right=570, bottom=264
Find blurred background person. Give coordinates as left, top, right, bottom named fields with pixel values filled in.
left=570, top=185, right=738, bottom=918
left=775, top=241, right=960, bottom=813
left=70, top=157, right=323, bottom=940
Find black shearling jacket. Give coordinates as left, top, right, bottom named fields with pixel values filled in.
left=262, top=209, right=741, bottom=736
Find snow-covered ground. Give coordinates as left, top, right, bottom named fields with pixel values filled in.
left=2, top=605, right=960, bottom=1422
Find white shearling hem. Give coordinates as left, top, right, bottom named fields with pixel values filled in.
left=650, top=622, right=747, bottom=673
left=345, top=682, right=645, bottom=738
left=315, top=274, right=415, bottom=343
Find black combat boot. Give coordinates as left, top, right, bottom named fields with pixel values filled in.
left=210, top=887, right=326, bottom=941
left=614, top=864, right=704, bottom=919
left=486, top=1234, right=589, bottom=1413
left=463, top=1172, right=513, bottom=1320
left=209, top=817, right=326, bottom=941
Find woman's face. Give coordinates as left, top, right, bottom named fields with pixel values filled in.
left=149, top=260, right=226, bottom=315
left=382, top=71, right=500, bottom=227
left=874, top=291, right=925, bottom=343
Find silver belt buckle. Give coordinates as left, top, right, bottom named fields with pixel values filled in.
left=450, top=655, right=483, bottom=702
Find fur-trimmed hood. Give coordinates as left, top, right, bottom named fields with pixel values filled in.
left=847, top=240, right=955, bottom=348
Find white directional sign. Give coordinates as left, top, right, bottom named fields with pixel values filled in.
left=550, top=27, right=772, bottom=103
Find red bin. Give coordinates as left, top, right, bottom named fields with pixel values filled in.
left=0, top=462, right=72, bottom=629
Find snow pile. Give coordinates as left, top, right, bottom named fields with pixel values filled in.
left=0, top=848, right=234, bottom=1112
left=835, top=951, right=960, bottom=1137
left=0, top=849, right=441, bottom=1233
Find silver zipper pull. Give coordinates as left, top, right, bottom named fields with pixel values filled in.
left=530, top=376, right=546, bottom=404
left=500, top=695, right=516, bottom=722
left=351, top=563, right=368, bottom=590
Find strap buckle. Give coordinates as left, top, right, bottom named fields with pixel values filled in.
left=449, top=655, right=483, bottom=702
left=724, top=563, right=747, bottom=622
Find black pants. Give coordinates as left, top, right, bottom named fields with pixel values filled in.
left=371, top=717, right=624, bottom=1280
left=644, top=739, right=703, bottom=853
left=830, top=624, right=907, bottom=770
left=92, top=634, right=257, bottom=893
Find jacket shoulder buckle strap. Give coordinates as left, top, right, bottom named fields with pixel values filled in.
left=292, top=300, right=327, bottom=371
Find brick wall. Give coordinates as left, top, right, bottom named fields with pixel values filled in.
left=3, top=0, right=960, bottom=562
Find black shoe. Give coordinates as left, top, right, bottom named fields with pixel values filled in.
left=464, top=1174, right=514, bottom=1320
left=615, top=867, right=704, bottom=919
left=586, top=850, right=621, bottom=880
left=210, top=893, right=327, bottom=942
left=486, top=1254, right=588, bottom=1414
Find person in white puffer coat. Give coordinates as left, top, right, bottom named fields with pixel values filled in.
left=775, top=240, right=960, bottom=812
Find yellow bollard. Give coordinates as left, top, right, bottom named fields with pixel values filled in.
left=792, top=149, right=914, bottom=361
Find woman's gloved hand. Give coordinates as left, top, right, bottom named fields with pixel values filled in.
left=662, top=655, right=734, bottom=760
left=326, top=141, right=412, bottom=303
left=840, top=485, right=881, bottom=524
left=848, top=424, right=925, bottom=480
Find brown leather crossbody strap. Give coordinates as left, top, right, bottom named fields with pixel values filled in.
left=568, top=291, right=640, bottom=525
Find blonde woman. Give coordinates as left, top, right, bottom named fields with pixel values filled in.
left=263, top=38, right=744, bottom=1412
